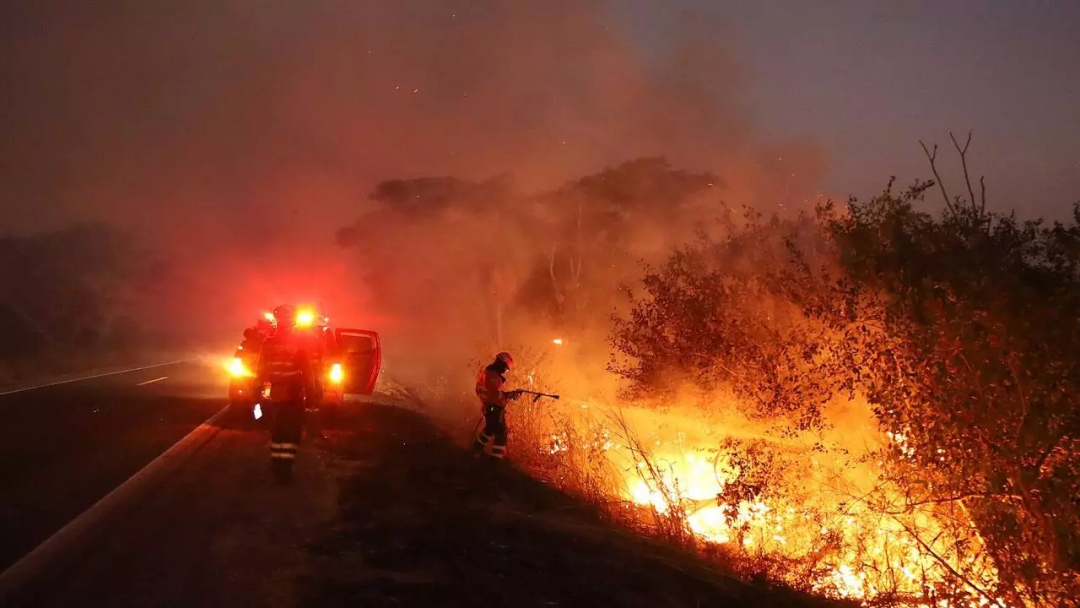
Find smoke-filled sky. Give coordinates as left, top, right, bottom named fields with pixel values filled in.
left=0, top=0, right=1077, bottom=365
left=0, top=0, right=1077, bottom=281
left=660, top=0, right=1080, bottom=221
left=3, top=0, right=1077, bottom=241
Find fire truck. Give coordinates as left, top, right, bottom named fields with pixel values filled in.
left=227, top=304, right=382, bottom=412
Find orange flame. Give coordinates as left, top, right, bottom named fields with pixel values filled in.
left=538, top=402, right=1008, bottom=607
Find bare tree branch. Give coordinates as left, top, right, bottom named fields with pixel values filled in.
left=949, top=131, right=982, bottom=219
left=572, top=198, right=584, bottom=287
left=979, top=175, right=987, bottom=216
left=920, top=141, right=958, bottom=217
left=894, top=512, right=1001, bottom=605
left=546, top=243, right=564, bottom=308
left=1031, top=430, right=1071, bottom=478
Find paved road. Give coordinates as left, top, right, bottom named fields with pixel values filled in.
left=0, top=360, right=342, bottom=608
left=0, top=361, right=224, bottom=572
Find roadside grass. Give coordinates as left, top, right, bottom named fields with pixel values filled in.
left=306, top=389, right=848, bottom=608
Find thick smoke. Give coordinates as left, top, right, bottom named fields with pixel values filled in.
left=0, top=1, right=826, bottom=366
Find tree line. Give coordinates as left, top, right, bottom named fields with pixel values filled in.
left=0, top=223, right=169, bottom=379
left=334, top=157, right=720, bottom=350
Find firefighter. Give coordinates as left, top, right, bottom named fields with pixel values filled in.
left=238, top=326, right=263, bottom=353
left=231, top=327, right=263, bottom=404
left=255, top=304, right=317, bottom=480
left=472, top=351, right=525, bottom=460
left=295, top=316, right=330, bottom=440
left=255, top=317, right=275, bottom=339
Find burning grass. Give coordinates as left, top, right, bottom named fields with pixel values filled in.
left=499, top=374, right=1006, bottom=607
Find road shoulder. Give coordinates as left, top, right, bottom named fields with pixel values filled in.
left=5, top=407, right=340, bottom=608
left=301, top=402, right=838, bottom=608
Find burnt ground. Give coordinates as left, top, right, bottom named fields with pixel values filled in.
left=299, top=402, right=839, bottom=608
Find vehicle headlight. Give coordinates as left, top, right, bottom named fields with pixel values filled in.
left=296, top=310, right=316, bottom=327
left=229, top=357, right=247, bottom=377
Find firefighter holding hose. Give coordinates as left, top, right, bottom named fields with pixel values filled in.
left=472, top=352, right=526, bottom=460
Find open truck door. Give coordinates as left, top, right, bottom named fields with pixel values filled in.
left=333, top=328, right=382, bottom=396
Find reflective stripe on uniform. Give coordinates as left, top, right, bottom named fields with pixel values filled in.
left=490, top=445, right=506, bottom=458
left=270, top=440, right=298, bottom=460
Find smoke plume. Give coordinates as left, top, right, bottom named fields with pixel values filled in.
left=0, top=1, right=827, bottom=363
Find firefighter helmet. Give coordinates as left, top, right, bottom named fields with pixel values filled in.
left=272, top=304, right=297, bottom=329
left=495, top=351, right=514, bottom=370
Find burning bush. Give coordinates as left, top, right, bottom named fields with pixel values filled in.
left=609, top=168, right=1080, bottom=605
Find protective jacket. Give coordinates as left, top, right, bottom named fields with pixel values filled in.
left=473, top=362, right=516, bottom=460
left=257, top=331, right=315, bottom=402
left=475, top=363, right=509, bottom=408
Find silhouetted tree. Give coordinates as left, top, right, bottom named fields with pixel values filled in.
left=0, top=223, right=162, bottom=363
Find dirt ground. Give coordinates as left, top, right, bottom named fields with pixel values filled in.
left=298, top=402, right=841, bottom=608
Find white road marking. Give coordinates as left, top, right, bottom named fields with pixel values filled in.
left=136, top=376, right=168, bottom=386
left=0, top=404, right=231, bottom=602
left=0, top=360, right=188, bottom=398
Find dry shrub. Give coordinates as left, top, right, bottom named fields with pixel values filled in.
left=608, top=174, right=1080, bottom=606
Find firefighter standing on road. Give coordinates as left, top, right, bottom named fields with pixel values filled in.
left=255, top=317, right=275, bottom=339
left=233, top=327, right=264, bottom=401
left=255, top=304, right=317, bottom=478
left=472, top=352, right=524, bottom=460
left=237, top=316, right=274, bottom=363
left=238, top=326, right=264, bottom=354
left=295, top=314, right=330, bottom=440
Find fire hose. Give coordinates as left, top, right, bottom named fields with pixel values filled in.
left=517, top=390, right=561, bottom=403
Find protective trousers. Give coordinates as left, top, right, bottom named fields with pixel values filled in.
left=473, top=404, right=508, bottom=459
left=270, top=399, right=304, bottom=462
left=301, top=384, right=322, bottom=438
